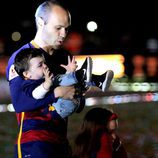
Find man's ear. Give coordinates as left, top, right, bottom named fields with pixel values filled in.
left=23, top=71, right=31, bottom=79
left=37, top=17, right=45, bottom=27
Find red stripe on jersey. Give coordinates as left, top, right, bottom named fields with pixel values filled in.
left=16, top=130, right=67, bottom=144
left=16, top=110, right=52, bottom=124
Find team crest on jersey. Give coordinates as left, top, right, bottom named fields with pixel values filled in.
left=48, top=104, right=55, bottom=111
left=9, top=65, right=19, bottom=81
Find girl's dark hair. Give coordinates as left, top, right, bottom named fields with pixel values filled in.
left=14, top=48, right=44, bottom=78
left=72, top=107, right=114, bottom=158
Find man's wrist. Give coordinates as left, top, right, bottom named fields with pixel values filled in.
left=54, top=87, right=61, bottom=98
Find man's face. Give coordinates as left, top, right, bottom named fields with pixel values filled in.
left=42, top=5, right=71, bottom=50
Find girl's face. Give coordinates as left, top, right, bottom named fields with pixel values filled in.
left=107, top=119, right=118, bottom=132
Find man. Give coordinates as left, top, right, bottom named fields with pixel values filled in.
left=6, top=1, right=113, bottom=158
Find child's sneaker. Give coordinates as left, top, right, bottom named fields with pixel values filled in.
left=92, top=70, right=114, bottom=92
left=75, top=57, right=93, bottom=83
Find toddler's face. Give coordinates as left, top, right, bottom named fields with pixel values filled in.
left=26, top=57, right=47, bottom=80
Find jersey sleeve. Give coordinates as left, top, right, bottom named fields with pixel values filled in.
left=10, top=77, right=57, bottom=112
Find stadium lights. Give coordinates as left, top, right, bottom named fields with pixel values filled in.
left=87, top=21, right=98, bottom=32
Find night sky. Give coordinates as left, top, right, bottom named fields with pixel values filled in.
left=1, top=1, right=158, bottom=55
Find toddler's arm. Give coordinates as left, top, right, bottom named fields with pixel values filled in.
left=33, top=67, right=53, bottom=99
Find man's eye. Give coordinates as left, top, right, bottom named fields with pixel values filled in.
left=56, top=27, right=61, bottom=30
left=65, top=28, right=69, bottom=32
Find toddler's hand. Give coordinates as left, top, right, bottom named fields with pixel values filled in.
left=43, top=68, right=53, bottom=90
left=60, top=56, right=78, bottom=73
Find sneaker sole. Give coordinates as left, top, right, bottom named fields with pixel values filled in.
left=102, top=70, right=114, bottom=92
left=86, top=57, right=93, bottom=83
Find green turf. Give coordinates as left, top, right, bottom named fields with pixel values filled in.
left=68, top=102, right=158, bottom=158
left=1, top=102, right=158, bottom=158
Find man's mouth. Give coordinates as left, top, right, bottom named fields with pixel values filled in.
left=58, top=38, right=65, bottom=44
left=58, top=41, right=63, bottom=44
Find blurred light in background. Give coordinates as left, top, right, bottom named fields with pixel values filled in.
left=132, top=55, right=145, bottom=82
left=87, top=21, right=98, bottom=32
left=21, top=20, right=32, bottom=28
left=146, top=38, right=158, bottom=53
left=111, top=82, right=158, bottom=92
left=0, top=57, right=8, bottom=76
left=7, top=104, right=14, bottom=112
left=0, top=78, right=10, bottom=101
left=11, top=31, right=21, bottom=41
left=1, top=92, right=157, bottom=112
left=75, top=54, right=125, bottom=78
left=63, top=32, right=83, bottom=55
left=0, top=104, right=7, bottom=112
left=146, top=56, right=158, bottom=78
left=86, top=92, right=158, bottom=106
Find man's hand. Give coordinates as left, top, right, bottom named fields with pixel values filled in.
left=54, top=86, right=75, bottom=99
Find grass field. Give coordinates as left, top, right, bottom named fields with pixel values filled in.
left=1, top=102, right=158, bottom=158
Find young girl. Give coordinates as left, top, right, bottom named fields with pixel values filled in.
left=72, top=107, right=128, bottom=158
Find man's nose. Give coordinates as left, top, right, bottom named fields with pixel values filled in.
left=60, top=29, right=67, bottom=38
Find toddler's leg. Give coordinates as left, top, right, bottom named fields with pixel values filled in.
left=53, top=98, right=77, bottom=118
left=53, top=57, right=93, bottom=115
left=53, top=72, right=77, bottom=87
